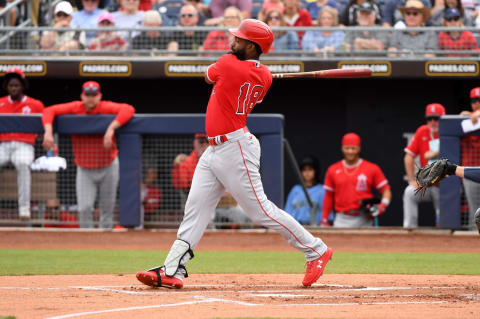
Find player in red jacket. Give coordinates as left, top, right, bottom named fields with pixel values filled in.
left=0, top=68, right=44, bottom=219
left=42, top=81, right=135, bottom=228
left=403, top=103, right=445, bottom=228
left=137, top=19, right=333, bottom=289
left=321, top=133, right=392, bottom=227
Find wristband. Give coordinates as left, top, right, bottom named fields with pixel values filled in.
left=381, top=198, right=390, bottom=206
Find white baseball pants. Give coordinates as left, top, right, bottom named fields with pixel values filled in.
left=403, top=184, right=439, bottom=228
left=0, top=141, right=34, bottom=213
left=462, top=179, right=480, bottom=229
left=177, top=129, right=327, bottom=262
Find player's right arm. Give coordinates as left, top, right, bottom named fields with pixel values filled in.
left=42, top=101, right=80, bottom=150
left=321, top=167, right=335, bottom=226
left=404, top=153, right=417, bottom=187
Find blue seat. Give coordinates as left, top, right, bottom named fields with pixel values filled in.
left=154, top=0, right=184, bottom=26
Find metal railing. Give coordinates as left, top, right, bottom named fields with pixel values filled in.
left=0, top=26, right=479, bottom=59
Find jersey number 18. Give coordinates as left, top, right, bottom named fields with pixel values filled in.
left=236, top=82, right=264, bottom=115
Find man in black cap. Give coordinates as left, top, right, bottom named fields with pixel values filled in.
left=0, top=68, right=44, bottom=220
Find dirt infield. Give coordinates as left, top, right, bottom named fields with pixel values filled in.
left=1, top=229, right=479, bottom=319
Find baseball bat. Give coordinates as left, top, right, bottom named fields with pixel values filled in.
left=272, top=68, right=372, bottom=79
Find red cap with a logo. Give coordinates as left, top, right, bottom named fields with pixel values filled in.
left=425, top=103, right=446, bottom=118
left=342, top=133, right=361, bottom=146
left=470, top=87, right=480, bottom=99
left=82, top=81, right=101, bottom=95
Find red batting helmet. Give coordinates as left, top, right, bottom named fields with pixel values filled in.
left=229, top=19, right=274, bottom=54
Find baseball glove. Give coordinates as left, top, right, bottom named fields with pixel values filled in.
left=415, top=159, right=457, bottom=196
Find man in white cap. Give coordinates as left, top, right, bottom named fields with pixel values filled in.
left=40, top=1, right=86, bottom=51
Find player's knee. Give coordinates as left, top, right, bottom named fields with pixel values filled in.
left=474, top=208, right=480, bottom=222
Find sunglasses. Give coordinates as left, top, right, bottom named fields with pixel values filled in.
left=83, top=87, right=99, bottom=95
left=46, top=206, right=61, bottom=210
left=445, top=16, right=460, bottom=22
left=405, top=11, right=419, bottom=16
left=268, top=15, right=281, bottom=20
left=181, top=13, right=195, bottom=18
left=472, top=98, right=480, bottom=103
left=427, top=117, right=440, bottom=121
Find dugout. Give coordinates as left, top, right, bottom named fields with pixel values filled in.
left=2, top=58, right=479, bottom=228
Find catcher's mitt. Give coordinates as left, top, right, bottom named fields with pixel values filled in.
left=415, top=159, right=457, bottom=196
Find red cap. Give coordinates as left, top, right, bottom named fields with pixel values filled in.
left=425, top=103, right=445, bottom=118
left=194, top=133, right=207, bottom=139
left=6, top=67, right=25, bottom=78
left=82, top=81, right=101, bottom=95
left=342, top=133, right=361, bottom=146
left=470, top=87, right=480, bottom=99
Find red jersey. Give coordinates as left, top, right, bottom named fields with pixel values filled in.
left=461, top=136, right=480, bottom=166
left=42, top=100, right=135, bottom=169
left=438, top=31, right=478, bottom=57
left=141, top=184, right=162, bottom=213
left=205, top=54, right=272, bottom=136
left=404, top=124, right=437, bottom=167
left=0, top=95, right=45, bottom=145
left=171, top=150, right=200, bottom=190
left=323, top=159, right=389, bottom=212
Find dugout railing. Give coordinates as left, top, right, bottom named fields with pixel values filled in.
left=0, top=114, right=284, bottom=228
left=1, top=26, right=480, bottom=59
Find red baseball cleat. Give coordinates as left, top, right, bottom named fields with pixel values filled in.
left=302, top=247, right=333, bottom=287
left=136, top=267, right=183, bottom=289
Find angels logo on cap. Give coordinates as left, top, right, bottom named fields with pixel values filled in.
left=470, top=87, right=480, bottom=99
left=425, top=103, right=445, bottom=118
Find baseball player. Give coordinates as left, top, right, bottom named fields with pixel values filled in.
left=415, top=159, right=480, bottom=233
left=320, top=133, right=392, bottom=227
left=459, top=87, right=480, bottom=230
left=0, top=67, right=45, bottom=220
left=136, top=19, right=333, bottom=289
left=403, top=103, right=445, bottom=228
left=42, top=81, right=135, bottom=228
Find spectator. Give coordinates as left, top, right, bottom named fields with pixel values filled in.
left=302, top=6, right=345, bottom=53
left=88, top=12, right=128, bottom=51
left=403, top=103, right=445, bottom=228
left=44, top=199, right=80, bottom=228
left=461, top=0, right=480, bottom=26
left=112, top=0, right=145, bottom=39
left=202, top=6, right=243, bottom=51
left=40, top=1, right=86, bottom=51
left=258, top=0, right=285, bottom=21
left=306, top=0, right=339, bottom=22
left=438, top=8, right=478, bottom=56
left=388, top=0, right=437, bottom=58
left=340, top=0, right=383, bottom=26
left=264, top=9, right=299, bottom=51
left=459, top=88, right=480, bottom=230
left=42, top=81, right=135, bottom=228
left=285, top=156, right=326, bottom=225
left=171, top=133, right=250, bottom=226
left=345, top=1, right=388, bottom=54
left=382, top=0, right=431, bottom=27
left=0, top=68, right=45, bottom=220
left=321, top=133, right=392, bottom=227
left=72, top=0, right=107, bottom=45
left=132, top=10, right=170, bottom=51
left=152, top=0, right=184, bottom=26
left=431, top=0, right=473, bottom=26
left=167, top=4, right=207, bottom=54
left=209, top=0, right=252, bottom=20
left=282, top=0, right=313, bottom=46
left=186, top=0, right=208, bottom=25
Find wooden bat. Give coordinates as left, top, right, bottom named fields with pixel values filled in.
left=272, top=68, right=372, bottom=79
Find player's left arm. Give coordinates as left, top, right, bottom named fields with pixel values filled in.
left=100, top=101, right=135, bottom=149
left=374, top=165, right=392, bottom=216
left=461, top=166, right=480, bottom=183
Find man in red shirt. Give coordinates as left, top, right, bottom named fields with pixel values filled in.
left=0, top=68, right=44, bottom=219
left=42, top=81, right=135, bottom=228
left=137, top=19, right=332, bottom=289
left=403, top=103, right=445, bottom=228
left=459, top=88, right=480, bottom=229
left=321, top=133, right=391, bottom=227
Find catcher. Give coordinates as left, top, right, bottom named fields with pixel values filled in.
left=415, top=158, right=480, bottom=233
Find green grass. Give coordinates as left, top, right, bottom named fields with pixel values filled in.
left=1, top=249, right=480, bottom=276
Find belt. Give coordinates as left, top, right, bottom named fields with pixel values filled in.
left=338, top=210, right=361, bottom=217
left=208, top=127, right=249, bottom=146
